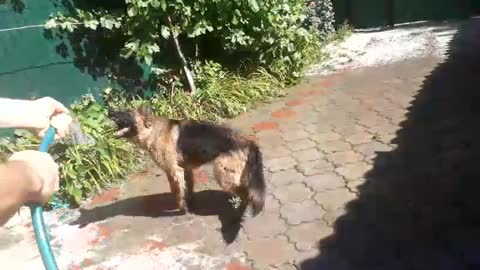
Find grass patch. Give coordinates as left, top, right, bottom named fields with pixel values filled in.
left=106, top=66, right=286, bottom=122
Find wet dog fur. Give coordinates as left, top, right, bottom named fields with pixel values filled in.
left=108, top=105, right=266, bottom=218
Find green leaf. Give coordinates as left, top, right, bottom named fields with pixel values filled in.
left=144, top=54, right=153, bottom=65
left=147, top=43, right=160, bottom=54
left=248, top=0, right=259, bottom=12
left=72, top=189, right=82, bottom=204
left=234, top=9, right=241, bottom=17
left=100, top=16, right=115, bottom=29
left=127, top=7, right=137, bottom=17
left=151, top=0, right=160, bottom=8
left=60, top=21, right=77, bottom=32
left=138, top=0, right=149, bottom=8
left=45, top=19, right=57, bottom=29
left=161, top=25, right=170, bottom=39
left=122, top=40, right=140, bottom=58
left=265, top=37, right=274, bottom=44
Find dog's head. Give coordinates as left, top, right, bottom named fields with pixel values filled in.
left=108, top=105, right=153, bottom=140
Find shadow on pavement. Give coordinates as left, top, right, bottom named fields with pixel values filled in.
left=71, top=190, right=244, bottom=244
left=301, top=18, right=480, bottom=270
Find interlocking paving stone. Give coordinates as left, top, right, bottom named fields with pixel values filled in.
left=274, top=183, right=314, bottom=203
left=265, top=156, right=297, bottom=172
left=243, top=238, right=297, bottom=268
left=291, top=148, right=325, bottom=162
left=242, top=212, right=287, bottom=238
left=335, top=162, right=373, bottom=181
left=314, top=189, right=357, bottom=211
left=317, top=141, right=352, bottom=153
left=295, top=159, right=333, bottom=176
left=327, top=151, right=364, bottom=165
left=310, top=132, right=342, bottom=144
left=269, top=170, right=306, bottom=187
left=286, top=139, right=317, bottom=152
left=286, top=220, right=333, bottom=251
left=280, top=200, right=325, bottom=225
left=305, top=173, right=346, bottom=192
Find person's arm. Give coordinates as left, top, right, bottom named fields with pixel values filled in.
left=0, top=150, right=59, bottom=226
left=0, top=98, right=43, bottom=128
left=0, top=97, right=72, bottom=139
left=0, top=96, right=71, bottom=226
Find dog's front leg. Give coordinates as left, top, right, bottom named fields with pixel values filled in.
left=184, top=169, right=195, bottom=210
left=169, top=167, right=188, bottom=213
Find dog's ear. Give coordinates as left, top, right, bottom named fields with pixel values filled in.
left=137, top=104, right=153, bottom=128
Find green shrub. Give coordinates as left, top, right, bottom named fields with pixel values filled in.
left=45, top=0, right=327, bottom=91
left=304, top=0, right=335, bottom=40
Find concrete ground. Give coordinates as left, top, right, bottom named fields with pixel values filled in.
left=4, top=18, right=480, bottom=269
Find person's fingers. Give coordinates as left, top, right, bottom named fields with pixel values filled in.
left=50, top=113, right=72, bottom=140
left=53, top=172, right=60, bottom=192
left=46, top=166, right=59, bottom=192
left=52, top=100, right=69, bottom=115
left=34, top=115, right=73, bottom=140
left=27, top=117, right=51, bottom=131
left=48, top=97, right=69, bottom=115
left=36, top=126, right=60, bottom=140
left=42, top=161, right=60, bottom=203
left=8, top=150, right=60, bottom=204
left=8, top=150, right=33, bottom=161
left=8, top=151, right=21, bottom=161
left=52, top=129, right=64, bottom=140
left=27, top=98, right=70, bottom=140
left=56, top=129, right=65, bottom=138
left=39, top=97, right=69, bottom=115
left=39, top=154, right=58, bottom=203
left=36, top=128, right=47, bottom=139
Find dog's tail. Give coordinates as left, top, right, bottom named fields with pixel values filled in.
left=246, top=142, right=266, bottom=217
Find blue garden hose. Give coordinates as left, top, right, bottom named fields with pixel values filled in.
left=30, top=127, right=59, bottom=270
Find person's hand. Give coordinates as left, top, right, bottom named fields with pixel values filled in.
left=50, top=112, right=73, bottom=139
left=30, top=97, right=72, bottom=139
left=8, top=150, right=60, bottom=204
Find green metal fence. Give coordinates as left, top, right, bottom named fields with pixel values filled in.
left=0, top=0, right=107, bottom=105
left=333, top=0, right=473, bottom=29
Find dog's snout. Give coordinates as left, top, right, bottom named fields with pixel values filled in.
left=107, top=109, right=137, bottom=138
left=108, top=110, right=133, bottom=122
left=108, top=110, right=126, bottom=119
left=107, top=109, right=116, bottom=118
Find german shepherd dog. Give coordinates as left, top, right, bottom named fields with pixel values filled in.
left=108, top=106, right=266, bottom=217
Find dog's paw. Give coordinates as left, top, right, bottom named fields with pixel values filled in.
left=178, top=200, right=190, bottom=213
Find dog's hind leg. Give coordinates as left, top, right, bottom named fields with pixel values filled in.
left=213, top=156, right=244, bottom=193
left=214, top=145, right=266, bottom=217
left=213, top=154, right=248, bottom=214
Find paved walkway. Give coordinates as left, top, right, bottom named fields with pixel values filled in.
left=4, top=19, right=480, bottom=270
